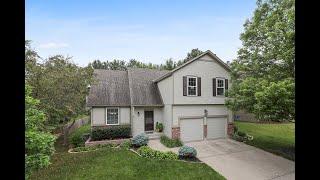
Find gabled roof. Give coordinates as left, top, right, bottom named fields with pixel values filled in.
left=86, top=68, right=169, bottom=107
left=86, top=69, right=131, bottom=106
left=128, top=68, right=169, bottom=106
left=153, top=50, right=231, bottom=83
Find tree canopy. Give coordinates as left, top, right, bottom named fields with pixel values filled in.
left=87, top=48, right=204, bottom=71
left=226, top=0, right=295, bottom=121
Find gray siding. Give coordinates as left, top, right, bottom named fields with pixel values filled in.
left=92, top=107, right=131, bottom=126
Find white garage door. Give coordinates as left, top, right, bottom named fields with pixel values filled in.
left=180, top=118, right=203, bottom=142
left=207, top=117, right=227, bottom=139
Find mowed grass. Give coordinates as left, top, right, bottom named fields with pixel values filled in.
left=235, top=121, right=295, bottom=161
left=30, top=148, right=225, bottom=180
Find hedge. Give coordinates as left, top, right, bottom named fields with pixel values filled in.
left=91, top=125, right=131, bottom=141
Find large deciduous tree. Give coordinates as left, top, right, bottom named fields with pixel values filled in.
left=226, top=0, right=295, bottom=122
left=25, top=41, right=94, bottom=127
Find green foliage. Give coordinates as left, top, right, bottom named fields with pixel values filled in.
left=69, top=124, right=91, bottom=147
left=88, top=48, right=204, bottom=71
left=184, top=48, right=203, bottom=62
left=25, top=42, right=94, bottom=127
left=178, top=146, right=197, bottom=158
left=226, top=78, right=294, bottom=121
left=91, top=125, right=131, bottom=141
left=119, top=140, right=132, bottom=149
left=226, top=0, right=295, bottom=122
left=137, top=146, right=179, bottom=160
left=237, top=131, right=246, bottom=137
left=30, top=148, right=225, bottom=180
left=232, top=130, right=253, bottom=143
left=160, top=135, right=183, bottom=148
left=155, top=122, right=164, bottom=132
left=131, top=133, right=149, bottom=147
left=25, top=84, right=56, bottom=179
left=254, top=78, right=295, bottom=121
left=235, top=121, right=294, bottom=160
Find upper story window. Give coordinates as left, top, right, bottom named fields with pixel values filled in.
left=106, top=108, right=119, bottom=125
left=216, top=78, right=225, bottom=96
left=187, top=76, right=197, bottom=96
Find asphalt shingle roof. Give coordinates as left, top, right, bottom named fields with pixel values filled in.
left=86, top=69, right=131, bottom=106
left=86, top=68, right=169, bottom=107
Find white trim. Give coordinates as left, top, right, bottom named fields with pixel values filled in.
left=216, top=78, right=225, bottom=96
left=186, top=76, right=197, bottom=96
left=106, top=107, right=120, bottom=125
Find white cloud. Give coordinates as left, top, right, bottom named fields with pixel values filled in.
left=39, top=42, right=69, bottom=49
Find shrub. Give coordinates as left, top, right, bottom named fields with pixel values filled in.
left=120, top=140, right=132, bottom=149
left=160, top=135, right=183, bottom=148
left=137, top=146, right=178, bottom=160
left=233, top=126, right=238, bottom=133
left=131, top=133, right=149, bottom=147
left=91, top=125, right=131, bottom=141
left=178, top=145, right=197, bottom=158
left=69, top=124, right=91, bottom=147
left=155, top=122, right=164, bottom=132
left=237, top=131, right=246, bottom=137
left=232, top=131, right=253, bottom=142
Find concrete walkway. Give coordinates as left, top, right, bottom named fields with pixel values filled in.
left=148, top=139, right=295, bottom=180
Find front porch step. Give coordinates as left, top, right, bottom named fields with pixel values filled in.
left=146, top=132, right=163, bottom=140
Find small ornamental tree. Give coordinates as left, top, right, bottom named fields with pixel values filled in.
left=25, top=84, right=56, bottom=179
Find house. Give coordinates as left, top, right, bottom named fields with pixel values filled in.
left=86, top=50, right=234, bottom=142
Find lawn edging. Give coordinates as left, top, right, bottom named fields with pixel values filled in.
left=85, top=137, right=131, bottom=147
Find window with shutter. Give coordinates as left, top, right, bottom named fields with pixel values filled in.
left=187, top=76, right=197, bottom=96
left=216, top=78, right=225, bottom=96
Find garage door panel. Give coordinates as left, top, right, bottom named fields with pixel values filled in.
left=207, top=117, right=227, bottom=139
left=180, top=119, right=203, bottom=142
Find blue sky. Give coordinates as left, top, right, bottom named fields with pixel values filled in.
left=26, top=0, right=257, bottom=67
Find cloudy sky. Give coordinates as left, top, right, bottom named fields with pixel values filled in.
left=26, top=0, right=256, bottom=67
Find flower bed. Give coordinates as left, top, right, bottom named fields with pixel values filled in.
left=85, top=137, right=131, bottom=147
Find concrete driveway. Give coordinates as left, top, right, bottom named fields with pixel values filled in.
left=148, top=139, right=295, bottom=180
left=186, top=139, right=295, bottom=180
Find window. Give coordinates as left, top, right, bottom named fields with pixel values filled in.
left=187, top=76, right=197, bottom=96
left=216, top=78, right=225, bottom=96
left=106, top=108, right=119, bottom=125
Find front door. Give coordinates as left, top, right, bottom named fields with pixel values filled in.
left=144, top=111, right=154, bottom=131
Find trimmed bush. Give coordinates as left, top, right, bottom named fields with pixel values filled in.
left=137, top=146, right=178, bottom=160
left=120, top=140, right=132, bottom=149
left=160, top=135, right=183, bottom=148
left=178, top=145, right=197, bottom=158
left=91, top=125, right=131, bottom=141
left=237, top=131, right=246, bottom=137
left=69, top=124, right=91, bottom=147
left=131, top=133, right=149, bottom=147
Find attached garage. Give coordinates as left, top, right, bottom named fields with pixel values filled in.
left=180, top=118, right=204, bottom=142
left=207, top=117, right=227, bottom=139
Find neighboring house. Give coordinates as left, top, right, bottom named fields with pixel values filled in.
left=234, top=110, right=259, bottom=122
left=86, top=50, right=234, bottom=142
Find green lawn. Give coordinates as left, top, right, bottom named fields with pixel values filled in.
left=234, top=121, right=295, bottom=161
left=31, top=145, right=225, bottom=180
